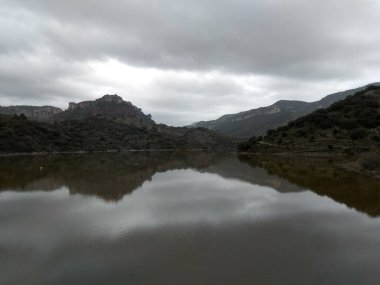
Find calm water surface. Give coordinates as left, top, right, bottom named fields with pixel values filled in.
left=0, top=152, right=379, bottom=285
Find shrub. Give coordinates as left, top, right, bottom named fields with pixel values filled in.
left=350, top=128, right=368, bottom=140
left=361, top=157, right=380, bottom=171
left=295, top=129, right=306, bottom=137
left=237, top=141, right=251, bottom=152
left=317, top=118, right=332, bottom=129
left=339, top=119, right=359, bottom=130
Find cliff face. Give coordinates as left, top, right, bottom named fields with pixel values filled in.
left=189, top=83, right=380, bottom=138
left=68, top=94, right=124, bottom=110
left=53, top=94, right=155, bottom=128
left=0, top=105, right=62, bottom=121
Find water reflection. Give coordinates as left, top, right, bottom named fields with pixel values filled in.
left=0, top=152, right=303, bottom=201
left=0, top=152, right=380, bottom=285
left=238, top=154, right=380, bottom=217
left=0, top=152, right=221, bottom=201
left=1, top=152, right=379, bottom=217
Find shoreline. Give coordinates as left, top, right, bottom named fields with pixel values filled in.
left=238, top=151, right=380, bottom=178
left=0, top=148, right=229, bottom=158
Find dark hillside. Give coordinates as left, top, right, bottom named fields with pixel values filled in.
left=0, top=115, right=235, bottom=154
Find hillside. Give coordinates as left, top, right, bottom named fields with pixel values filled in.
left=189, top=83, right=379, bottom=138
left=238, top=85, right=380, bottom=160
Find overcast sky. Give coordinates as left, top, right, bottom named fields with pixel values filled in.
left=1, top=0, right=380, bottom=125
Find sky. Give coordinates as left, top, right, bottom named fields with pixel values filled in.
left=1, top=0, right=380, bottom=126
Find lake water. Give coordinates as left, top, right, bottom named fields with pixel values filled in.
left=0, top=152, right=380, bottom=285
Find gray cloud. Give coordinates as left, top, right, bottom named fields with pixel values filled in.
left=0, top=52, right=93, bottom=106
left=5, top=0, right=380, bottom=76
left=143, top=74, right=254, bottom=125
left=1, top=0, right=380, bottom=124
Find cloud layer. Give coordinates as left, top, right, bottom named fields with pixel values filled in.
left=1, top=0, right=380, bottom=125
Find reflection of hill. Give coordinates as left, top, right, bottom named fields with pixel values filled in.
left=0, top=152, right=304, bottom=201
left=203, top=157, right=303, bottom=193
left=0, top=152, right=223, bottom=201
left=239, top=155, right=380, bottom=217
left=2, top=153, right=379, bottom=217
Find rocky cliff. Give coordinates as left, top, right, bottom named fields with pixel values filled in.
left=0, top=105, right=62, bottom=121
left=53, top=94, right=155, bottom=128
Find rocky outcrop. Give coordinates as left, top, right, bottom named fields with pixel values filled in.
left=98, top=94, right=124, bottom=103
left=68, top=94, right=124, bottom=110
left=53, top=94, right=154, bottom=128
left=0, top=105, right=62, bottom=121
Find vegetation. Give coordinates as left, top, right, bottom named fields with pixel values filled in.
left=0, top=115, right=235, bottom=154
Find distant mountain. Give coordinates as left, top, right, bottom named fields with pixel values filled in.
left=52, top=94, right=155, bottom=128
left=0, top=105, right=62, bottom=121
left=238, top=85, right=380, bottom=158
left=189, top=83, right=380, bottom=138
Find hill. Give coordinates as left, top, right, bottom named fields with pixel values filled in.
left=189, top=83, right=379, bottom=138
left=238, top=85, right=380, bottom=164
left=52, top=94, right=155, bottom=128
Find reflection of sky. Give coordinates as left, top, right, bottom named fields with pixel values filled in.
left=1, top=169, right=380, bottom=284
left=0, top=169, right=379, bottom=242
left=0, top=170, right=351, bottom=240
